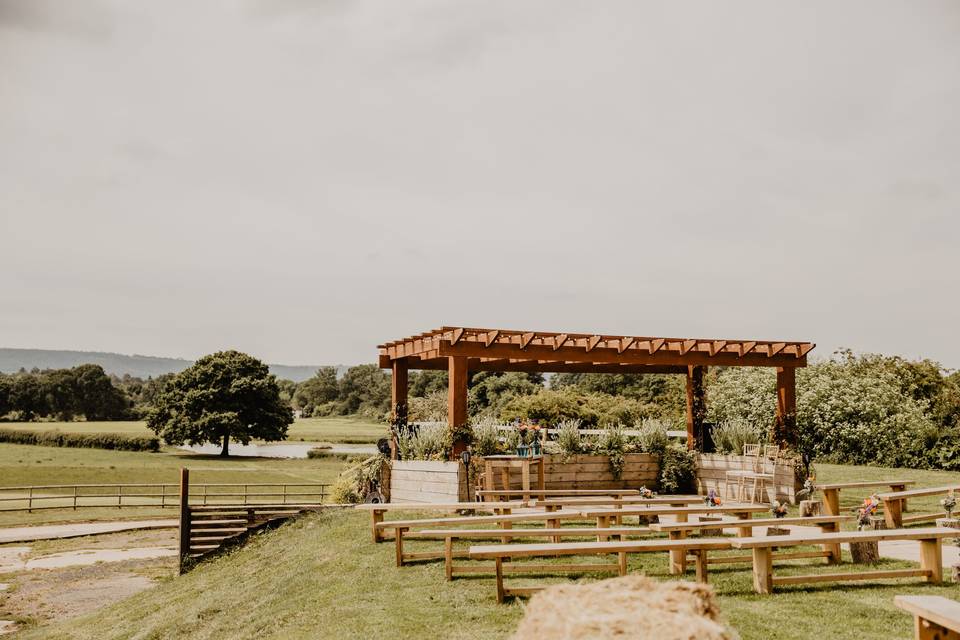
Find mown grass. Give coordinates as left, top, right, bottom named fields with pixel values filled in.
left=0, top=416, right=387, bottom=444
left=17, top=508, right=959, bottom=640
left=0, top=443, right=348, bottom=526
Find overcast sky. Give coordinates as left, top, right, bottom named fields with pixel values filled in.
left=1, top=1, right=958, bottom=369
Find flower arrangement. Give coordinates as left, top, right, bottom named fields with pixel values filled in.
left=704, top=489, right=722, bottom=507
left=855, top=494, right=881, bottom=530
left=771, top=500, right=789, bottom=518
left=638, top=486, right=657, bottom=500
left=797, top=476, right=817, bottom=502
left=941, top=492, right=956, bottom=519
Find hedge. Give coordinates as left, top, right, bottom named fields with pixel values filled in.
left=0, top=428, right=160, bottom=452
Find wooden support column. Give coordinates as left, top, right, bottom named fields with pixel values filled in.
left=448, top=356, right=468, bottom=459
left=390, top=359, right=408, bottom=460
left=177, top=467, right=190, bottom=574
left=685, top=366, right=706, bottom=451
left=774, top=366, right=797, bottom=449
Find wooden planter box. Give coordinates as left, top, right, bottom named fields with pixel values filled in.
left=386, top=460, right=470, bottom=503
left=484, top=454, right=660, bottom=492
left=696, top=454, right=801, bottom=504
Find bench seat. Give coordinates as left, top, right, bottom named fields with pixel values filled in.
left=877, top=486, right=959, bottom=528
left=730, top=526, right=955, bottom=593
left=895, top=595, right=960, bottom=640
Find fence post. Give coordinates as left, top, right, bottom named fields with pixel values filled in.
left=282, top=484, right=287, bottom=505
left=28, top=486, right=33, bottom=513
left=73, top=486, right=78, bottom=510
left=202, top=484, right=207, bottom=506
left=161, top=484, right=166, bottom=508
left=178, top=469, right=190, bottom=574
left=243, top=485, right=248, bottom=505
left=118, top=484, right=123, bottom=509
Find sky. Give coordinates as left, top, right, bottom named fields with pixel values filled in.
left=1, top=1, right=959, bottom=369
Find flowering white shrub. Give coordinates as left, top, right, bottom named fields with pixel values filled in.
left=707, top=351, right=940, bottom=467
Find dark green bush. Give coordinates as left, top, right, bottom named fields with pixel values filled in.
left=658, top=446, right=697, bottom=494
left=0, top=428, right=160, bottom=452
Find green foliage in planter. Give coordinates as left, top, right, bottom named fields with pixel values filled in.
left=596, top=424, right=627, bottom=479
left=554, top=418, right=582, bottom=458
left=0, top=428, right=160, bottom=452
left=711, top=419, right=764, bottom=455
left=659, top=446, right=697, bottom=494
left=470, top=416, right=504, bottom=457
left=330, top=454, right=387, bottom=504
left=397, top=423, right=450, bottom=460
left=635, top=418, right=670, bottom=455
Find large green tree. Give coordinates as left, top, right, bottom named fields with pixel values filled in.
left=146, top=351, right=292, bottom=456
left=293, top=367, right=339, bottom=412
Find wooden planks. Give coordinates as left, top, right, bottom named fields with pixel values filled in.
left=895, top=595, right=960, bottom=640
left=389, top=460, right=469, bottom=503
left=697, top=453, right=799, bottom=503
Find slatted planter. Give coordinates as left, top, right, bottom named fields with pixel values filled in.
left=486, top=454, right=660, bottom=492
left=696, top=454, right=801, bottom=504
left=388, top=460, right=471, bottom=503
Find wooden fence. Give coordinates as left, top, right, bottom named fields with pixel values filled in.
left=0, top=482, right=329, bottom=513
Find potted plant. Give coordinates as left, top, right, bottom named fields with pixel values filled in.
left=768, top=500, right=790, bottom=536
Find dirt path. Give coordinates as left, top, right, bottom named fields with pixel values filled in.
left=0, top=519, right=177, bottom=544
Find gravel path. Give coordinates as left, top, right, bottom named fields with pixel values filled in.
left=0, top=519, right=177, bottom=544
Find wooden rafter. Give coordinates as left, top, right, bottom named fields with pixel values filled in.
left=378, top=327, right=814, bottom=371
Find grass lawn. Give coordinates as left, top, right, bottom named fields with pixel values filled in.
left=0, top=443, right=349, bottom=527
left=15, top=506, right=959, bottom=640
left=0, top=416, right=387, bottom=444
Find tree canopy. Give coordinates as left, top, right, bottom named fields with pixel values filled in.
left=146, top=351, right=292, bottom=456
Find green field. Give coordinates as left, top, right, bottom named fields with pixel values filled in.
left=0, top=443, right=350, bottom=527
left=1, top=416, right=387, bottom=444
left=15, top=502, right=958, bottom=640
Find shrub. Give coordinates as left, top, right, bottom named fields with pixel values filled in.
left=658, top=446, right=697, bottom=494
left=635, top=419, right=670, bottom=455
left=397, top=423, right=449, bottom=460
left=471, top=416, right=504, bottom=457
left=408, top=391, right=448, bottom=423
left=555, top=419, right=582, bottom=456
left=711, top=419, right=764, bottom=455
left=596, top=424, right=627, bottom=478
left=0, top=428, right=160, bottom=452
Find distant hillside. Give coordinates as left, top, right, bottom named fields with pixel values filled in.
left=0, top=348, right=345, bottom=382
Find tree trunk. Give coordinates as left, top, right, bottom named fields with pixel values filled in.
left=220, top=433, right=230, bottom=457
left=850, top=541, right=880, bottom=564
left=799, top=500, right=821, bottom=517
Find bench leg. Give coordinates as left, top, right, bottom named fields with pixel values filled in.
left=751, top=547, right=773, bottom=594
left=669, top=531, right=687, bottom=575
left=548, top=518, right=560, bottom=543
left=914, top=616, right=960, bottom=640
left=884, top=498, right=903, bottom=529
left=597, top=515, right=610, bottom=542
left=889, top=484, right=908, bottom=512
left=618, top=551, right=628, bottom=576
left=444, top=537, right=454, bottom=581
left=818, top=523, right=841, bottom=564
left=735, top=512, right=753, bottom=537
left=694, top=550, right=708, bottom=583
left=395, top=527, right=406, bottom=567
left=371, top=510, right=384, bottom=543
left=919, top=538, right=943, bottom=583
left=822, top=488, right=840, bottom=517
left=500, top=520, right=513, bottom=544
left=495, top=557, right=505, bottom=603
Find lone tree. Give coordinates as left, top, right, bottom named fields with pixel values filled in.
left=147, top=351, right=292, bottom=456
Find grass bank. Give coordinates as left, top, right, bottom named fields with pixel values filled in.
left=0, top=416, right=386, bottom=444
left=0, top=443, right=348, bottom=526
left=16, top=506, right=958, bottom=640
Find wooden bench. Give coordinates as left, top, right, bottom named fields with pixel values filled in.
left=815, top=480, right=914, bottom=517
left=878, top=485, right=959, bottom=529
left=577, top=504, right=768, bottom=550
left=534, top=495, right=703, bottom=510
left=355, top=501, right=528, bottom=542
left=412, top=526, right=651, bottom=579
left=895, top=595, right=960, bottom=640
left=378, top=510, right=595, bottom=565
left=730, top=526, right=954, bottom=594
left=651, top=515, right=853, bottom=569
left=478, top=489, right=640, bottom=502
left=468, top=538, right=734, bottom=602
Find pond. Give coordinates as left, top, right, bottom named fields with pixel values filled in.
left=177, top=442, right=376, bottom=458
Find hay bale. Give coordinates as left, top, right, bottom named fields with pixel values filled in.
left=510, top=575, right=735, bottom=640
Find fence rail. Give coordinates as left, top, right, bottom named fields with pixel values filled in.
left=0, top=482, right=329, bottom=513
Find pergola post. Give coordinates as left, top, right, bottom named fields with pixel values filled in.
left=685, top=365, right=706, bottom=451
left=774, top=366, right=797, bottom=449
left=390, top=359, right=408, bottom=460
left=447, top=356, right=468, bottom=459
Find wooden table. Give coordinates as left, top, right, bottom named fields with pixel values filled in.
left=483, top=455, right=545, bottom=501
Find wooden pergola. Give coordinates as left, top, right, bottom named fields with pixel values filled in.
left=379, top=326, right=815, bottom=456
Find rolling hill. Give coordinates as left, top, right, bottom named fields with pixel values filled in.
left=0, top=348, right=344, bottom=382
